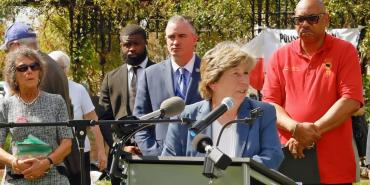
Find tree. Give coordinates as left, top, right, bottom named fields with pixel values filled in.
left=0, top=0, right=369, bottom=118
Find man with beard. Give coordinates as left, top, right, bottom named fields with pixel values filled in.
left=262, top=0, right=363, bottom=184
left=99, top=24, right=154, bottom=185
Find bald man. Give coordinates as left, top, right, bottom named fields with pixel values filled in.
left=262, top=0, right=363, bottom=184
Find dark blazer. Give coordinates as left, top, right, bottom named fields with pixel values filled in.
left=99, top=60, right=154, bottom=146
left=134, top=56, right=203, bottom=156
left=162, top=98, right=284, bottom=170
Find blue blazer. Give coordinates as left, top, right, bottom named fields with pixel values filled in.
left=162, top=98, right=284, bottom=170
left=134, top=56, right=203, bottom=156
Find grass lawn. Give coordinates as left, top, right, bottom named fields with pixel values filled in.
left=355, top=180, right=370, bottom=185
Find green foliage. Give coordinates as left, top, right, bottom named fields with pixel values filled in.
left=326, top=0, right=370, bottom=119
left=0, top=0, right=369, bottom=118
left=178, top=0, right=252, bottom=56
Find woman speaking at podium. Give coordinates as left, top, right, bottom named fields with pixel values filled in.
left=162, top=42, right=283, bottom=170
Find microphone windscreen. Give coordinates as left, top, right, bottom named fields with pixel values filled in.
left=160, top=96, right=185, bottom=117
left=221, top=97, right=234, bottom=109
left=192, top=133, right=213, bottom=153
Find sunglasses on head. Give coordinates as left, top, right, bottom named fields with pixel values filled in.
left=292, top=13, right=325, bottom=25
left=15, top=62, right=41, bottom=72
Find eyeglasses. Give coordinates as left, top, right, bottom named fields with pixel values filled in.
left=292, top=13, right=326, bottom=25
left=15, top=62, right=41, bottom=72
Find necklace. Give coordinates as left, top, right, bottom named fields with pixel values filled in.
left=17, top=91, right=40, bottom=106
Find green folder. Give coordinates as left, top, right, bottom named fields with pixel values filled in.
left=14, top=134, right=52, bottom=158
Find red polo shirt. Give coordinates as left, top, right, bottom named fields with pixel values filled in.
left=262, top=34, right=364, bottom=183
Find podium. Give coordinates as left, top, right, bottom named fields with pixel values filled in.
left=122, top=156, right=297, bottom=185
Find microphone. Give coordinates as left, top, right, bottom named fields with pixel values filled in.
left=192, top=133, right=213, bottom=153
left=189, top=97, right=234, bottom=136
left=110, top=97, right=185, bottom=178
left=192, top=134, right=232, bottom=170
left=139, top=96, right=185, bottom=120
left=112, top=96, right=185, bottom=138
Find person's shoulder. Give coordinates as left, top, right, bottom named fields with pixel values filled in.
left=329, top=35, right=355, bottom=49
left=38, top=51, right=57, bottom=65
left=106, top=65, right=126, bottom=76
left=0, top=95, right=15, bottom=105
left=146, top=58, right=169, bottom=72
left=41, top=91, right=64, bottom=102
left=275, top=40, right=296, bottom=53
left=182, top=100, right=208, bottom=116
left=246, top=98, right=275, bottom=112
left=147, top=59, right=156, bottom=66
left=68, top=80, right=85, bottom=90
left=68, top=80, right=79, bottom=87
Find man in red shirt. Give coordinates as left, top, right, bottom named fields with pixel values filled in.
left=262, top=0, right=363, bottom=184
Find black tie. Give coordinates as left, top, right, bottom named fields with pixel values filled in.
left=129, top=66, right=140, bottom=112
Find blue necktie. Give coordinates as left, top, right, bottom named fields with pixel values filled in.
left=177, top=68, right=188, bottom=99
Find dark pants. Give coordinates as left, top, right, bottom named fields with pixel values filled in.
left=68, top=152, right=91, bottom=185
left=306, top=184, right=352, bottom=185
left=317, top=184, right=352, bottom=185
left=106, top=148, right=121, bottom=185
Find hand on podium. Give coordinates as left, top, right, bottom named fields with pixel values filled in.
left=123, top=146, right=142, bottom=156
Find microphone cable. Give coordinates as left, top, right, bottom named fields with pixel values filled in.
left=215, top=107, right=263, bottom=146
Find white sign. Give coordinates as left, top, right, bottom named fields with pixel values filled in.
left=243, top=27, right=363, bottom=66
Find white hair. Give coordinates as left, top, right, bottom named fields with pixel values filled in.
left=48, top=50, right=70, bottom=73
left=7, top=37, right=39, bottom=50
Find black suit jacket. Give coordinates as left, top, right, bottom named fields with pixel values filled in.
left=99, top=60, right=155, bottom=146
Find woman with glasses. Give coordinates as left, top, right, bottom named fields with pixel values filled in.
left=0, top=47, right=73, bottom=184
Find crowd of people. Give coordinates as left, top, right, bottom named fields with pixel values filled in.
left=0, top=0, right=367, bottom=184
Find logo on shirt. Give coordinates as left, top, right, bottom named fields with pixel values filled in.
left=323, top=59, right=332, bottom=76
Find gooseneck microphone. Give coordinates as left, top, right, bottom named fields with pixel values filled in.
left=192, top=134, right=232, bottom=171
left=189, top=97, right=234, bottom=136
left=192, top=133, right=214, bottom=153
left=139, top=96, right=185, bottom=120
left=110, top=96, right=185, bottom=178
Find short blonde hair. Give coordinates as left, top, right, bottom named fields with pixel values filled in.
left=4, top=47, right=45, bottom=94
left=199, top=41, right=256, bottom=100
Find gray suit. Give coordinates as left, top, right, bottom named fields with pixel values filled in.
left=134, top=56, right=203, bottom=156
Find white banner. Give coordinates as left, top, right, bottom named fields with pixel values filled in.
left=243, top=27, right=363, bottom=66
left=244, top=27, right=363, bottom=91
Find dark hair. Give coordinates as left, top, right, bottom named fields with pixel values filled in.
left=119, top=24, right=147, bottom=42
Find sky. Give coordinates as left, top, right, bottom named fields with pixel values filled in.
left=5, top=7, right=40, bottom=28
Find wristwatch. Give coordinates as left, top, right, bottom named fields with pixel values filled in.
left=46, top=157, right=54, bottom=169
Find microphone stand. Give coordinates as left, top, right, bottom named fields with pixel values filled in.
left=216, top=107, right=263, bottom=146
left=0, top=118, right=192, bottom=185
left=203, top=108, right=263, bottom=179
left=109, top=124, right=152, bottom=185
